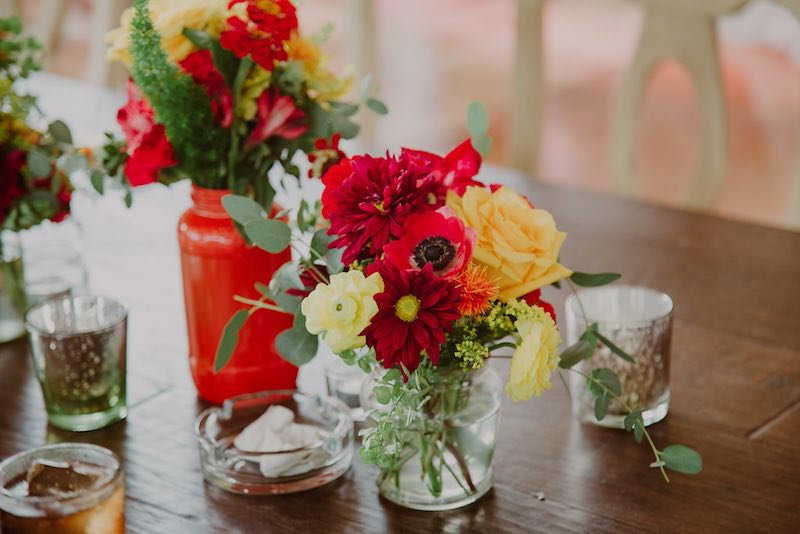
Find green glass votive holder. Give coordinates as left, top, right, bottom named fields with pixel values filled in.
left=25, top=296, right=128, bottom=431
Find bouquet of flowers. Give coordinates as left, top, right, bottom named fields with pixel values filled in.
left=218, top=104, right=701, bottom=508
left=102, top=0, right=384, bottom=211
left=1, top=17, right=77, bottom=233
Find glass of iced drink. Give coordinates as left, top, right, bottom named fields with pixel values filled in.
left=0, top=443, right=124, bottom=533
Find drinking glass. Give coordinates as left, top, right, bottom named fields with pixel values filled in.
left=25, top=296, right=128, bottom=431
left=0, top=443, right=124, bottom=533
left=565, top=285, right=673, bottom=428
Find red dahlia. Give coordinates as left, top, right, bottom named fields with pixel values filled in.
left=363, top=262, right=462, bottom=374
left=383, top=207, right=475, bottom=278
left=220, top=0, right=298, bottom=71
left=402, top=139, right=484, bottom=198
left=326, top=153, right=442, bottom=266
left=320, top=157, right=351, bottom=219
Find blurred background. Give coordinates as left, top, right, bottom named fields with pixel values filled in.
left=5, top=0, right=800, bottom=230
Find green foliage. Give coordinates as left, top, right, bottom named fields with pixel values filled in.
left=275, top=313, right=318, bottom=365
left=244, top=219, right=291, bottom=253
left=214, top=310, right=249, bottom=372
left=660, top=445, right=702, bottom=475
left=129, top=0, right=227, bottom=187
left=466, top=101, right=492, bottom=157
left=570, top=271, right=621, bottom=287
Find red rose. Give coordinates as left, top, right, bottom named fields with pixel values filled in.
left=117, top=80, right=177, bottom=186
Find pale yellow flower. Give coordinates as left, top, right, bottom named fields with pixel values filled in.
left=446, top=186, right=572, bottom=300
left=238, top=66, right=272, bottom=120
left=286, top=32, right=353, bottom=102
left=506, top=311, right=560, bottom=401
left=301, top=271, right=383, bottom=353
left=106, top=0, right=229, bottom=67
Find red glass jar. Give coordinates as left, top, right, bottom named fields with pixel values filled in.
left=177, top=185, right=296, bottom=403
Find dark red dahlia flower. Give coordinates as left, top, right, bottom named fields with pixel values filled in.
left=522, top=289, right=557, bottom=323
left=383, top=207, right=475, bottom=278
left=220, top=0, right=298, bottom=71
left=0, top=148, right=25, bottom=222
left=117, top=81, right=177, bottom=186
left=326, top=153, right=442, bottom=266
left=245, top=89, right=307, bottom=148
left=402, top=138, right=484, bottom=198
left=179, top=50, right=233, bottom=128
left=363, top=262, right=462, bottom=374
left=320, top=157, right=351, bottom=220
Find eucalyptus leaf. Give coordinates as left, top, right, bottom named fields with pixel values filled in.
left=470, top=132, right=492, bottom=158
left=244, top=218, right=291, bottom=253
left=661, top=445, right=702, bottom=475
left=90, top=169, right=104, bottom=195
left=594, top=395, right=609, bottom=421
left=59, top=153, right=87, bottom=174
left=214, top=310, right=248, bottom=372
left=558, top=339, right=595, bottom=369
left=124, top=191, right=133, bottom=208
left=310, top=228, right=334, bottom=259
left=222, top=194, right=264, bottom=225
left=181, top=27, right=214, bottom=49
left=374, top=386, right=392, bottom=405
left=595, top=331, right=635, bottom=363
left=366, top=98, right=388, bottom=115
left=570, top=271, right=622, bottom=287
left=48, top=120, right=72, bottom=145
left=633, top=422, right=644, bottom=444
left=27, top=148, right=52, bottom=177
left=624, top=410, right=643, bottom=432
left=275, top=313, right=318, bottom=365
left=588, top=368, right=621, bottom=397
left=466, top=101, right=489, bottom=134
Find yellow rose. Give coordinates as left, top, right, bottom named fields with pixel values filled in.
left=506, top=312, right=560, bottom=401
left=301, top=271, right=383, bottom=353
left=446, top=186, right=572, bottom=300
left=106, top=0, right=229, bottom=67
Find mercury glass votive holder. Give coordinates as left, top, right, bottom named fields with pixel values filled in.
left=565, top=285, right=673, bottom=428
left=25, top=296, right=128, bottom=431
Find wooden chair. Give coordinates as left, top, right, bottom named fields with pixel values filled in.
left=610, top=0, right=748, bottom=209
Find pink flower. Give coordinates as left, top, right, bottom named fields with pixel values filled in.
left=384, top=207, right=475, bottom=278
left=246, top=89, right=307, bottom=148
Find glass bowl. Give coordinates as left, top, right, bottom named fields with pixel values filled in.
left=195, top=390, right=353, bottom=495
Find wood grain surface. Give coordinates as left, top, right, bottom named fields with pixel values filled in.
left=1, top=175, right=799, bottom=533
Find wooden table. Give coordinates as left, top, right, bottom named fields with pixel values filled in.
left=1, top=174, right=799, bottom=532
left=2, top=76, right=800, bottom=532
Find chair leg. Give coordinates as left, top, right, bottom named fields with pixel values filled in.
left=509, top=0, right=544, bottom=175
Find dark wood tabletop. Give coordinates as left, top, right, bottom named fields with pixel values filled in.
left=1, top=174, right=799, bottom=533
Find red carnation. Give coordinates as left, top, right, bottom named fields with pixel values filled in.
left=179, top=50, right=233, bottom=128
left=220, top=0, right=298, bottom=71
left=117, top=80, right=177, bottom=186
left=384, top=207, right=475, bottom=278
left=363, top=262, right=462, bottom=374
left=326, top=153, right=442, bottom=266
left=246, top=89, right=307, bottom=148
left=402, top=139, right=484, bottom=198
left=320, top=157, right=351, bottom=220
left=522, top=289, right=557, bottom=323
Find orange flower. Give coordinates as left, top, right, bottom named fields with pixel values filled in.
left=454, top=263, right=497, bottom=316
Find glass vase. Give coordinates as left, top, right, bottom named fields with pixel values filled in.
left=0, top=231, right=27, bottom=344
left=369, top=367, right=503, bottom=511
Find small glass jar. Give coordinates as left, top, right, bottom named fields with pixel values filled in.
left=0, top=230, right=27, bottom=344
left=366, top=367, right=503, bottom=511
left=0, top=443, right=125, bottom=533
left=566, top=285, right=673, bottom=428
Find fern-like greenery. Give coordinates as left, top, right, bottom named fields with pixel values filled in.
left=129, top=0, right=228, bottom=188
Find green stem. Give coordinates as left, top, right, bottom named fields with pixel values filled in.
left=486, top=341, right=517, bottom=352
left=233, top=295, right=291, bottom=315
left=569, top=367, right=670, bottom=483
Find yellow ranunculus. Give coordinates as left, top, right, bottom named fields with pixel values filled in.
left=301, top=271, right=383, bottom=353
left=286, top=32, right=353, bottom=102
left=446, top=186, right=572, bottom=300
left=106, top=0, right=229, bottom=67
left=506, top=313, right=560, bottom=401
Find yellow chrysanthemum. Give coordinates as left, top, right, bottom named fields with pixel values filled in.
left=286, top=32, right=353, bottom=102
left=506, top=308, right=560, bottom=401
left=106, top=0, right=229, bottom=67
left=301, top=271, right=384, bottom=353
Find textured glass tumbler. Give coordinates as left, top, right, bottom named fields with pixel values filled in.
left=25, top=296, right=128, bottom=431
left=566, top=285, right=673, bottom=428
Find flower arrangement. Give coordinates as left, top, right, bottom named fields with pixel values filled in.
left=218, top=104, right=701, bottom=506
left=100, top=0, right=384, bottom=212
left=1, top=17, right=79, bottom=233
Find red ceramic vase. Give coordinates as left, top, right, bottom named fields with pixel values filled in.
left=177, top=185, right=296, bottom=403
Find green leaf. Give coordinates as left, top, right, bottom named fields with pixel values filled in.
left=182, top=27, right=214, bottom=49
left=570, top=271, right=622, bottom=287
left=330, top=101, right=359, bottom=116
left=358, top=356, right=372, bottom=373
left=366, top=98, right=388, bottom=115
left=624, top=410, right=643, bottom=432
left=558, top=339, right=595, bottom=369
left=48, top=120, right=72, bottom=145
left=331, top=115, right=360, bottom=140
left=59, top=153, right=87, bottom=174
left=27, top=148, right=52, bottom=177
left=661, top=445, right=703, bottom=475
left=214, top=310, right=248, bottom=372
left=310, top=228, right=334, bottom=259
left=359, top=74, right=373, bottom=100
left=374, top=386, right=392, bottom=405
left=588, top=368, right=621, bottom=397
left=275, top=313, right=318, bottom=366
left=124, top=191, right=133, bottom=208
left=470, top=131, right=492, bottom=158
left=594, top=395, right=609, bottom=421
left=633, top=422, right=644, bottom=444
left=466, top=101, right=489, bottom=134
left=222, top=194, right=264, bottom=225
left=595, top=331, right=635, bottom=363
left=244, top=219, right=291, bottom=253
left=90, top=169, right=104, bottom=194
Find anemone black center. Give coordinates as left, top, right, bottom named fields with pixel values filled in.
left=413, top=236, right=456, bottom=271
